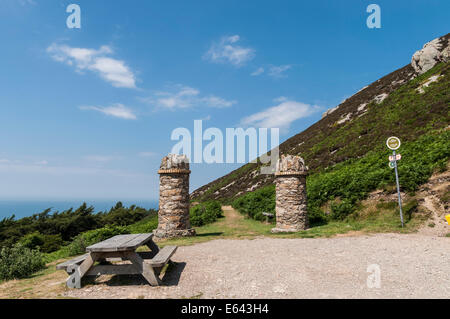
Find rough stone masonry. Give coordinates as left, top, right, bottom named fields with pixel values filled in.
left=272, top=154, right=308, bottom=233
left=154, top=154, right=196, bottom=239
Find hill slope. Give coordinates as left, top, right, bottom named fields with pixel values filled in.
left=191, top=33, right=450, bottom=204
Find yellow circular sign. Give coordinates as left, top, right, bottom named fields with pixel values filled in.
left=386, top=136, right=401, bottom=150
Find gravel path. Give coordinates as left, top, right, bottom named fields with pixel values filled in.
left=64, top=233, right=449, bottom=299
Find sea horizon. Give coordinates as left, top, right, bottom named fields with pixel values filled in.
left=0, top=199, right=159, bottom=220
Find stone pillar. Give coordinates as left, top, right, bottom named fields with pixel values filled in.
left=154, top=154, right=196, bottom=239
left=271, top=154, right=308, bottom=233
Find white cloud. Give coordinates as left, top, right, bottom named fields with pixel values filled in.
left=47, top=43, right=136, bottom=88
left=79, top=104, right=137, bottom=120
left=201, top=95, right=235, bottom=108
left=204, top=35, right=255, bottom=66
left=268, top=65, right=292, bottom=78
left=35, top=160, right=48, bottom=165
left=241, top=99, right=319, bottom=133
left=250, top=67, right=264, bottom=76
left=143, top=84, right=236, bottom=110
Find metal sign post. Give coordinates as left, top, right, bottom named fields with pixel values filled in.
left=386, top=137, right=404, bottom=228
left=392, top=150, right=404, bottom=227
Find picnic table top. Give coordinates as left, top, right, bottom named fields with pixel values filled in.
left=86, top=233, right=154, bottom=253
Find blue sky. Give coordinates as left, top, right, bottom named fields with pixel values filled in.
left=0, top=0, right=448, bottom=201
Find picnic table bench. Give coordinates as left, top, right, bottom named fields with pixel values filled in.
left=56, top=233, right=177, bottom=289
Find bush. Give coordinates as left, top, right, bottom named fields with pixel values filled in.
left=329, top=199, right=355, bottom=220
left=190, top=201, right=223, bottom=227
left=126, top=215, right=158, bottom=234
left=19, top=232, right=64, bottom=253
left=0, top=243, right=45, bottom=281
left=231, top=186, right=275, bottom=221
left=66, top=226, right=130, bottom=256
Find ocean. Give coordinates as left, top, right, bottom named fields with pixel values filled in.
left=0, top=199, right=159, bottom=220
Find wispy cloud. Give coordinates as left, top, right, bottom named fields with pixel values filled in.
left=251, top=67, right=264, bottom=76
left=141, top=84, right=236, bottom=110
left=47, top=43, right=137, bottom=88
left=250, top=65, right=292, bottom=78
left=268, top=65, right=292, bottom=78
left=241, top=98, right=319, bottom=133
left=79, top=104, right=137, bottom=120
left=204, top=35, right=255, bottom=66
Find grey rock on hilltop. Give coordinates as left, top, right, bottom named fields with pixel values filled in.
left=411, top=34, right=450, bottom=74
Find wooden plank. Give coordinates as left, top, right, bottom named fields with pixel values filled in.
left=146, top=238, right=160, bottom=258
left=56, top=254, right=88, bottom=270
left=126, top=251, right=161, bottom=286
left=66, top=252, right=98, bottom=289
left=86, top=234, right=136, bottom=252
left=147, top=246, right=177, bottom=268
left=119, top=233, right=153, bottom=250
left=86, top=233, right=154, bottom=252
left=94, top=251, right=129, bottom=259
left=85, top=264, right=140, bottom=276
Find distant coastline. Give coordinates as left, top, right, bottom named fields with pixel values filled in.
left=0, top=199, right=159, bottom=220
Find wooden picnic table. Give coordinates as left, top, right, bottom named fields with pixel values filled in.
left=56, top=233, right=177, bottom=289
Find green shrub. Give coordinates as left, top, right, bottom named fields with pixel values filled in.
left=306, top=206, right=327, bottom=226
left=330, top=199, right=355, bottom=220
left=126, top=215, right=158, bottom=233
left=19, top=232, right=64, bottom=253
left=66, top=226, right=130, bottom=256
left=190, top=201, right=223, bottom=226
left=231, top=185, right=275, bottom=221
left=19, top=232, right=45, bottom=250
left=0, top=243, right=45, bottom=281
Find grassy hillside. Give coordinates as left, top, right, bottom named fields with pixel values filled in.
left=192, top=57, right=450, bottom=203
left=232, top=129, right=449, bottom=225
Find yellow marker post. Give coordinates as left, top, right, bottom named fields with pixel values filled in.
left=445, top=215, right=450, bottom=225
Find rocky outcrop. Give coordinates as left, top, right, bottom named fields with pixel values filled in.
left=322, top=105, right=340, bottom=118
left=416, top=74, right=443, bottom=94
left=412, top=35, right=450, bottom=74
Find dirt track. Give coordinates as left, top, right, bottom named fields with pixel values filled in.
left=64, top=233, right=449, bottom=299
